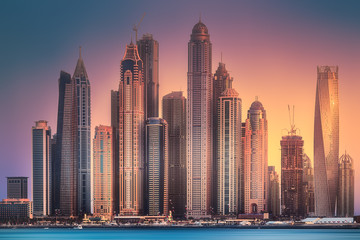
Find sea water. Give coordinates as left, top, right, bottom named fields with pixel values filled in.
left=1, top=228, right=360, bottom=240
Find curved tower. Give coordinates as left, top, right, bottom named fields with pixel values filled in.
left=118, top=42, right=144, bottom=215
left=244, top=99, right=268, bottom=213
left=314, top=66, right=339, bottom=217
left=186, top=20, right=213, bottom=218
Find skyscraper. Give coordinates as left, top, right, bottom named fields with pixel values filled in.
left=145, top=118, right=168, bottom=216
left=56, top=71, right=78, bottom=217
left=111, top=90, right=120, bottom=214
left=93, top=125, right=113, bottom=220
left=118, top=42, right=144, bottom=215
left=186, top=19, right=213, bottom=219
left=303, top=153, right=315, bottom=216
left=32, top=120, right=52, bottom=216
left=314, top=66, right=339, bottom=217
left=281, top=134, right=304, bottom=217
left=243, top=99, right=268, bottom=214
left=73, top=48, right=91, bottom=214
left=6, top=177, right=28, bottom=199
left=337, top=152, right=354, bottom=217
left=268, top=166, right=280, bottom=217
left=213, top=62, right=233, bottom=213
left=216, top=88, right=241, bottom=215
left=162, top=91, right=186, bottom=218
left=137, top=34, right=159, bottom=119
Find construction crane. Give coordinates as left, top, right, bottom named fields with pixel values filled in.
left=288, top=105, right=296, bottom=135
left=133, top=13, right=146, bottom=42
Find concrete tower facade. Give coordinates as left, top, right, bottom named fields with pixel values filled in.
left=7, top=177, right=28, bottom=199
left=32, top=121, right=51, bottom=216
left=303, top=154, right=315, bottom=215
left=213, top=62, right=233, bottom=213
left=244, top=99, right=268, bottom=214
left=118, top=42, right=144, bottom=215
left=337, top=153, right=354, bottom=217
left=268, top=166, right=280, bottom=217
left=145, top=118, right=168, bottom=216
left=162, top=91, right=186, bottom=218
left=216, top=88, right=241, bottom=215
left=314, top=66, right=339, bottom=217
left=93, top=125, right=113, bottom=220
left=73, top=48, right=91, bottom=214
left=186, top=20, right=213, bottom=218
left=281, top=134, right=304, bottom=217
left=137, top=34, right=159, bottom=119
left=56, top=71, right=78, bottom=217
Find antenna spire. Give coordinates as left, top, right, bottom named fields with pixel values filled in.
left=79, top=46, right=82, bottom=59
left=199, top=12, right=202, bottom=22
left=221, top=52, right=223, bottom=63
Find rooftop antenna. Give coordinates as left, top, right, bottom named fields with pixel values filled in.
left=133, top=13, right=146, bottom=42
left=255, top=96, right=259, bottom=101
left=79, top=46, right=82, bottom=59
left=199, top=12, right=202, bottom=22
left=221, top=52, right=223, bottom=63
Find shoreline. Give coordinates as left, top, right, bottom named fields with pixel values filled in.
left=1, top=224, right=360, bottom=230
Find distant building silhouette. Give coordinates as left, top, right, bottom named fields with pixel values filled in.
left=268, top=166, right=280, bottom=217
left=303, top=153, right=315, bottom=216
left=137, top=34, right=159, bottom=119
left=162, top=91, right=186, bottom=218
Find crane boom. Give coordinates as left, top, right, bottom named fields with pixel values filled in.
left=133, top=13, right=146, bottom=42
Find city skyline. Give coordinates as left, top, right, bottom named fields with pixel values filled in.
left=0, top=0, right=359, bottom=214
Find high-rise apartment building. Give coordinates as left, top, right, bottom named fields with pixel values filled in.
left=111, top=90, right=120, bottom=214
left=213, top=62, right=233, bottom=213
left=137, top=34, right=159, bottom=119
left=118, top=42, right=144, bottom=215
left=281, top=134, right=304, bottom=217
left=314, top=66, right=339, bottom=217
left=55, top=71, right=78, bottom=216
left=93, top=125, right=113, bottom=220
left=268, top=166, right=280, bottom=217
left=186, top=20, right=213, bottom=219
left=145, top=118, right=168, bottom=216
left=216, top=88, right=241, bottom=215
left=337, top=152, right=354, bottom=217
left=162, top=91, right=186, bottom=218
left=303, top=153, right=315, bottom=215
left=32, top=120, right=51, bottom=216
left=6, top=177, right=28, bottom=199
left=243, top=99, right=268, bottom=214
left=73, top=48, right=91, bottom=214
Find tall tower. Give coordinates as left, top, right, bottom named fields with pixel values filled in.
left=145, top=118, right=168, bottom=216
left=186, top=19, right=213, bottom=219
left=93, top=125, right=113, bottom=220
left=162, top=91, right=186, bottom=218
left=216, top=88, right=241, bottom=215
left=244, top=99, right=268, bottom=214
left=281, top=134, right=304, bottom=217
left=213, top=62, right=233, bottom=213
left=268, top=166, right=280, bottom=217
left=314, top=66, right=339, bottom=217
left=32, top=120, right=52, bottom=216
left=303, top=153, right=315, bottom=215
left=111, top=90, right=120, bottom=214
left=73, top=47, right=91, bottom=214
left=137, top=34, right=159, bottom=119
left=337, top=152, right=354, bottom=217
left=118, top=42, right=144, bottom=215
left=56, top=71, right=78, bottom=216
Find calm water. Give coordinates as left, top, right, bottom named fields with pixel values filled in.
left=1, top=228, right=360, bottom=240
